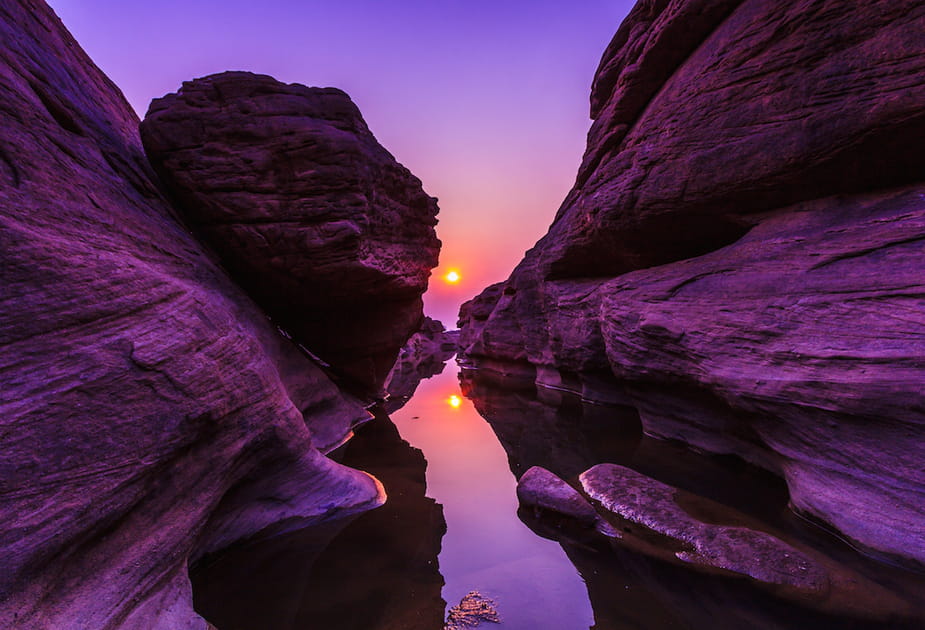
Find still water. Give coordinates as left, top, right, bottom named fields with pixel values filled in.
left=192, top=359, right=925, bottom=630
left=390, top=364, right=595, bottom=630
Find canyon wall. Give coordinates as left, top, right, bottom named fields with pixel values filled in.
left=459, top=0, right=925, bottom=567
left=0, top=0, right=437, bottom=627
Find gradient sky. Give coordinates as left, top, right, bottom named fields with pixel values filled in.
left=47, top=0, right=635, bottom=327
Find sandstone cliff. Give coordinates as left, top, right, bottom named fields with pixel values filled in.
left=0, top=0, right=437, bottom=627
left=459, top=0, right=925, bottom=567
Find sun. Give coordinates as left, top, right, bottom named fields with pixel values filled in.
left=447, top=394, right=462, bottom=408
left=444, top=270, right=461, bottom=284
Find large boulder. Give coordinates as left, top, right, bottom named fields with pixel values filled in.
left=459, top=0, right=925, bottom=566
left=0, top=0, right=455, bottom=626
left=140, top=72, right=441, bottom=392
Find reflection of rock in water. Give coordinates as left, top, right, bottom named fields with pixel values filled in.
left=385, top=317, right=459, bottom=413
left=462, top=369, right=925, bottom=629
left=191, top=410, right=446, bottom=630
left=444, top=591, right=500, bottom=629
left=459, top=367, right=642, bottom=482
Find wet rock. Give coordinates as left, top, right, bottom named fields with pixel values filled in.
left=141, top=71, right=441, bottom=391
left=0, top=1, right=387, bottom=627
left=459, top=0, right=925, bottom=566
left=444, top=591, right=500, bottom=630
left=577, top=464, right=918, bottom=619
left=580, top=464, right=827, bottom=591
left=516, top=467, right=599, bottom=526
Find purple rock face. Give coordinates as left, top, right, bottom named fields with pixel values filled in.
left=0, top=1, right=426, bottom=627
left=459, top=0, right=925, bottom=566
left=140, top=73, right=441, bottom=392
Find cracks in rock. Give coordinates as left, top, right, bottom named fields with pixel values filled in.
left=576, top=0, right=745, bottom=190
left=809, top=234, right=925, bottom=270
left=0, top=143, right=20, bottom=187
left=666, top=268, right=736, bottom=298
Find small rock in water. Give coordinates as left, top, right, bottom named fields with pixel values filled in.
left=444, top=591, right=501, bottom=629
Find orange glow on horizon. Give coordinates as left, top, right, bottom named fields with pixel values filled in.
left=447, top=394, right=462, bottom=408
left=444, top=269, right=461, bottom=284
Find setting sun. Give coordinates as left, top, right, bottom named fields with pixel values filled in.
left=447, top=394, right=462, bottom=408
left=444, top=270, right=461, bottom=284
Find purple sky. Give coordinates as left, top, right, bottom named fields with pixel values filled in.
left=48, top=0, right=635, bottom=327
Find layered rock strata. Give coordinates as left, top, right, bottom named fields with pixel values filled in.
left=140, top=72, right=441, bottom=392
left=0, top=1, right=436, bottom=627
left=459, top=0, right=925, bottom=566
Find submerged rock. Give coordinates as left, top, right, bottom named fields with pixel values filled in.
left=459, top=0, right=925, bottom=566
left=141, top=71, right=441, bottom=392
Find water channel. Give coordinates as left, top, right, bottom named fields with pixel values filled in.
left=191, top=357, right=925, bottom=630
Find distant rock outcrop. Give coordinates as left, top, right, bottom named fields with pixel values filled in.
left=385, top=316, right=458, bottom=412
left=459, top=0, right=925, bottom=567
left=140, top=73, right=441, bottom=392
left=0, top=1, right=437, bottom=627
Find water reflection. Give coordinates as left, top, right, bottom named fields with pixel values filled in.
left=191, top=409, right=446, bottom=630
left=393, top=363, right=596, bottom=629
left=191, top=350, right=923, bottom=630
left=460, top=368, right=925, bottom=630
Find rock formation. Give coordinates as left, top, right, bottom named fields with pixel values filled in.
left=462, top=373, right=925, bottom=624
left=191, top=410, right=447, bottom=630
left=0, top=0, right=437, bottom=627
left=140, top=73, right=440, bottom=392
left=385, top=317, right=459, bottom=413
left=459, top=0, right=925, bottom=568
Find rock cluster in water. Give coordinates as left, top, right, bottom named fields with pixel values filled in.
left=459, top=0, right=925, bottom=567
left=0, top=0, right=438, bottom=627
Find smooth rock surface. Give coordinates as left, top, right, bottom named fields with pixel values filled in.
left=140, top=72, right=441, bottom=391
left=516, top=466, right=600, bottom=526
left=459, top=0, right=925, bottom=565
left=0, top=1, right=395, bottom=627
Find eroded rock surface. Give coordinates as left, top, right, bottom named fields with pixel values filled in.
left=140, top=72, right=441, bottom=391
left=0, top=1, right=443, bottom=627
left=580, top=464, right=827, bottom=591
left=191, top=411, right=446, bottom=630
left=459, top=0, right=925, bottom=566
left=465, top=374, right=925, bottom=625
